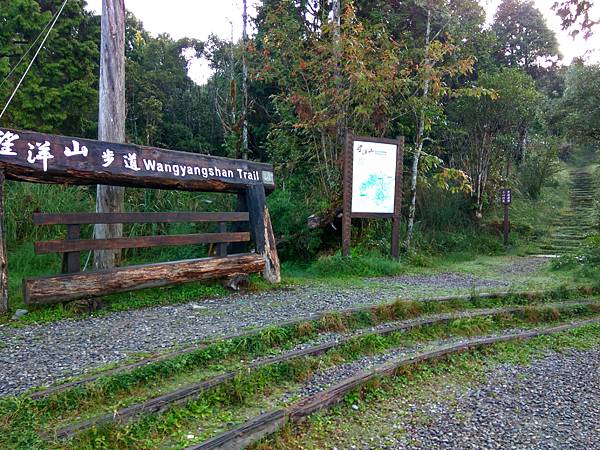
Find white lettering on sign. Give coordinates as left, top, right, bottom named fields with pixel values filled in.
left=0, top=129, right=272, bottom=185
left=123, top=153, right=141, bottom=171
left=0, top=130, right=19, bottom=155
left=101, top=149, right=115, bottom=167
left=27, top=141, right=54, bottom=172
left=141, top=158, right=260, bottom=180
left=64, top=140, right=89, bottom=157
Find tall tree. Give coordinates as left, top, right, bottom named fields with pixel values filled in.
left=0, top=0, right=99, bottom=136
left=447, top=68, right=541, bottom=218
left=241, top=0, right=249, bottom=159
left=492, top=0, right=560, bottom=76
left=553, top=0, right=598, bottom=38
left=552, top=62, right=600, bottom=143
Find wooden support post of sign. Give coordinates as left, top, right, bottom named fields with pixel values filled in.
left=217, top=222, right=228, bottom=257
left=342, top=133, right=354, bottom=257
left=96, top=0, right=126, bottom=270
left=391, top=136, right=405, bottom=260
left=0, top=171, right=7, bottom=313
left=61, top=224, right=81, bottom=274
left=246, top=184, right=281, bottom=283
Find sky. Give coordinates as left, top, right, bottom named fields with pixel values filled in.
left=85, top=0, right=599, bottom=85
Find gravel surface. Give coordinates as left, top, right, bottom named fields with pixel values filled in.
left=368, top=272, right=511, bottom=289
left=385, top=349, right=600, bottom=449
left=499, top=256, right=551, bottom=276
left=283, top=327, right=532, bottom=402
left=0, top=257, right=548, bottom=397
left=0, top=285, right=393, bottom=397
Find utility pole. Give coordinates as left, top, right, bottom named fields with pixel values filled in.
left=241, top=0, right=249, bottom=160
left=95, top=0, right=126, bottom=269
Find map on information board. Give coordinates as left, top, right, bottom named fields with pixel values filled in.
left=351, top=140, right=397, bottom=214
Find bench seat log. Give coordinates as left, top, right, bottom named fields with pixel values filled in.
left=23, top=253, right=265, bottom=305
left=34, top=232, right=250, bottom=254
left=33, top=212, right=250, bottom=225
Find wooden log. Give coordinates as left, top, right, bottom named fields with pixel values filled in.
left=0, top=128, right=275, bottom=194
left=0, top=171, right=7, bottom=313
left=33, top=211, right=249, bottom=225
left=23, top=253, right=265, bottom=305
left=186, top=410, right=287, bottom=450
left=246, top=184, right=280, bottom=283
left=34, top=232, right=250, bottom=254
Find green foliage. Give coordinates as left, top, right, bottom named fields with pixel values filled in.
left=0, top=0, right=99, bottom=136
left=551, top=63, right=600, bottom=144
left=492, top=0, right=560, bottom=75
left=552, top=234, right=600, bottom=278
left=517, top=136, right=562, bottom=199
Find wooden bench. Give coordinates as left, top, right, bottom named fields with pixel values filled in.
left=23, top=211, right=264, bottom=305
left=0, top=127, right=281, bottom=313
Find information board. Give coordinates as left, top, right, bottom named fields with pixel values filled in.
left=351, top=140, right=398, bottom=214
left=342, top=134, right=404, bottom=259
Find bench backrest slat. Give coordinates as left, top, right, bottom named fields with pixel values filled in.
left=34, top=232, right=250, bottom=254
left=33, top=212, right=249, bottom=225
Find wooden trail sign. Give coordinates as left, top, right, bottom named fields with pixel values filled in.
left=342, top=133, right=404, bottom=259
left=0, top=128, right=280, bottom=313
left=0, top=128, right=275, bottom=193
left=500, top=188, right=512, bottom=246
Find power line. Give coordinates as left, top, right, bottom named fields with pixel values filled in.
left=0, top=5, right=63, bottom=91
left=0, top=0, right=69, bottom=122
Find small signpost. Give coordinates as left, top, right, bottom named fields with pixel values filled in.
left=0, top=127, right=281, bottom=313
left=500, top=188, right=512, bottom=246
left=342, top=133, right=404, bottom=259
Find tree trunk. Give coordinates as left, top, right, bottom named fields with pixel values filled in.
left=242, top=0, right=249, bottom=160
left=405, top=8, right=431, bottom=252
left=332, top=0, right=344, bottom=157
left=95, top=0, right=126, bottom=270
left=0, top=171, right=7, bottom=313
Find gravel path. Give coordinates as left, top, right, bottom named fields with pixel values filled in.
left=0, top=257, right=547, bottom=397
left=390, top=349, right=600, bottom=449
left=368, top=272, right=511, bottom=289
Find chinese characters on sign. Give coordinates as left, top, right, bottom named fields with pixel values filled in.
left=0, top=128, right=275, bottom=188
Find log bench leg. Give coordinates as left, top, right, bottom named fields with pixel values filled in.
left=246, top=184, right=281, bottom=283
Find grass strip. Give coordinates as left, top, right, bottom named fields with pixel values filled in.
left=49, top=304, right=600, bottom=449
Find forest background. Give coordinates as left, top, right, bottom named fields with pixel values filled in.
left=0, top=0, right=599, bottom=311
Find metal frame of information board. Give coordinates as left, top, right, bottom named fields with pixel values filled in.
left=342, top=133, right=404, bottom=259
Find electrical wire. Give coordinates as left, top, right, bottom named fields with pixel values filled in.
left=0, top=0, right=69, bottom=121
left=0, top=5, right=63, bottom=91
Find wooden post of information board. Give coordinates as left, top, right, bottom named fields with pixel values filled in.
left=0, top=171, right=7, bottom=313
left=246, top=184, right=281, bottom=283
left=342, top=132, right=354, bottom=258
left=342, top=133, right=404, bottom=259
left=501, top=188, right=512, bottom=246
left=391, top=137, right=404, bottom=259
